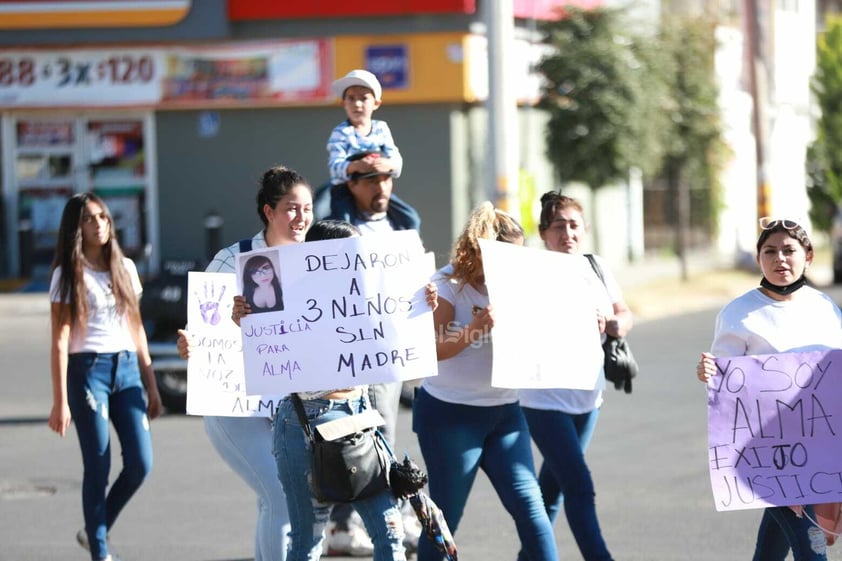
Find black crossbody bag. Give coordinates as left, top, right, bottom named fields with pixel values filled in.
left=290, top=393, right=392, bottom=503
left=585, top=254, right=639, bottom=394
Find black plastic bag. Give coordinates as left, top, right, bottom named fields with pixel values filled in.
left=603, top=335, right=638, bottom=394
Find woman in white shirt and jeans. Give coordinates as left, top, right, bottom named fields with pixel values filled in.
left=518, top=192, right=632, bottom=561
left=413, top=202, right=558, bottom=561
left=178, top=166, right=313, bottom=561
left=49, top=192, right=161, bottom=561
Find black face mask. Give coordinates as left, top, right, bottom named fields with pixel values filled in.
left=760, top=275, right=807, bottom=296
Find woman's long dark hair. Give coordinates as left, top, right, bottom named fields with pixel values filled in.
left=242, top=255, right=284, bottom=311
left=51, top=192, right=138, bottom=330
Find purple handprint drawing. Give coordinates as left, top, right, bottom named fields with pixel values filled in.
left=196, top=281, right=226, bottom=325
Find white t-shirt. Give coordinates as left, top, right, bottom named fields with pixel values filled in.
left=712, top=286, right=842, bottom=356
left=421, top=265, right=519, bottom=407
left=353, top=214, right=394, bottom=235
left=518, top=253, right=621, bottom=414
left=50, top=258, right=143, bottom=354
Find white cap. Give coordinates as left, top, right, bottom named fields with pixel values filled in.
left=332, top=69, right=382, bottom=101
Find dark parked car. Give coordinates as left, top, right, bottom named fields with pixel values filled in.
left=141, top=260, right=196, bottom=413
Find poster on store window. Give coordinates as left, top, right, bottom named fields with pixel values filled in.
left=87, top=121, right=145, bottom=182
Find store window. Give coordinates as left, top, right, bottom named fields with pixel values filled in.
left=86, top=120, right=147, bottom=257
left=15, top=119, right=76, bottom=275
left=7, top=115, right=152, bottom=278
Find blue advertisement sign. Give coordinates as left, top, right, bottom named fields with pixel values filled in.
left=365, top=45, right=408, bottom=90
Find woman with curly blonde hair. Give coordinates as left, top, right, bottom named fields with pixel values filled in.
left=412, top=202, right=559, bottom=561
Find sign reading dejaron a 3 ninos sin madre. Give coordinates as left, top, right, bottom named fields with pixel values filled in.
left=235, top=230, right=437, bottom=396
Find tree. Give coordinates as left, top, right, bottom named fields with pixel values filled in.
left=537, top=6, right=667, bottom=253
left=655, top=15, right=726, bottom=280
left=807, top=16, right=842, bottom=234
left=538, top=8, right=725, bottom=271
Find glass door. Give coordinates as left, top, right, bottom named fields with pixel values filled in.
left=5, top=113, right=154, bottom=279
left=84, top=119, right=148, bottom=260
left=14, top=118, right=79, bottom=276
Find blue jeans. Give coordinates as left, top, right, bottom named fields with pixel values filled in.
left=753, top=506, right=828, bottom=561
left=521, top=406, right=612, bottom=561
left=412, top=387, right=558, bottom=561
left=204, top=415, right=290, bottom=561
left=273, top=394, right=406, bottom=561
left=66, top=351, right=153, bottom=561
left=331, top=381, right=404, bottom=528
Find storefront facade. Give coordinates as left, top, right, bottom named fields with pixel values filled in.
left=0, top=0, right=561, bottom=280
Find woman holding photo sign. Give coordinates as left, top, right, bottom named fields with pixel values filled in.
left=696, top=216, right=842, bottom=560
left=178, top=165, right=313, bottom=561
left=412, top=202, right=559, bottom=561
left=518, top=192, right=632, bottom=561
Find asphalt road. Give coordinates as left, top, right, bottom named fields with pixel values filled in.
left=2, top=288, right=842, bottom=561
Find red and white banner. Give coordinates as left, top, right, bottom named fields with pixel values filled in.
left=0, top=39, right=332, bottom=109
left=0, top=49, right=164, bottom=107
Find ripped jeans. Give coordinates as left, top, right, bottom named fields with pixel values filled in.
left=67, top=351, right=153, bottom=561
left=753, top=505, right=828, bottom=561
left=273, top=394, right=405, bottom=561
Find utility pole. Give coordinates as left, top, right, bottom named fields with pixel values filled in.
left=486, top=0, right=520, bottom=212
left=744, top=0, right=769, bottom=220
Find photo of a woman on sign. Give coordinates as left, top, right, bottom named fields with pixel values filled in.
left=241, top=253, right=284, bottom=314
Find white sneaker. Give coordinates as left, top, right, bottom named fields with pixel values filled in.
left=324, top=521, right=374, bottom=557
left=76, top=529, right=114, bottom=558
left=76, top=529, right=90, bottom=552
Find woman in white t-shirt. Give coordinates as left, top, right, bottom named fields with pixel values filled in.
left=697, top=217, right=841, bottom=561
left=177, top=165, right=313, bottom=561
left=413, top=202, right=559, bottom=561
left=518, top=192, right=633, bottom=561
left=49, top=192, right=161, bottom=561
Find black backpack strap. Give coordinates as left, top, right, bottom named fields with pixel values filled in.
left=585, top=254, right=606, bottom=287
left=238, top=238, right=253, bottom=253
left=289, top=393, right=313, bottom=442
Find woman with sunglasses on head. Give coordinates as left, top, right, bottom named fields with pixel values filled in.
left=696, top=216, right=842, bottom=561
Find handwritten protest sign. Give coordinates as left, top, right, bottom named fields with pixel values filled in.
left=236, top=231, right=437, bottom=395
left=708, top=350, right=842, bottom=511
left=478, top=240, right=604, bottom=389
left=184, top=272, right=284, bottom=417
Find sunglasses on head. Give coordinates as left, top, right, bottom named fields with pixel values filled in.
left=759, top=217, right=801, bottom=231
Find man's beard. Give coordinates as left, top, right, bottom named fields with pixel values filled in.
left=370, top=196, right=389, bottom=213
